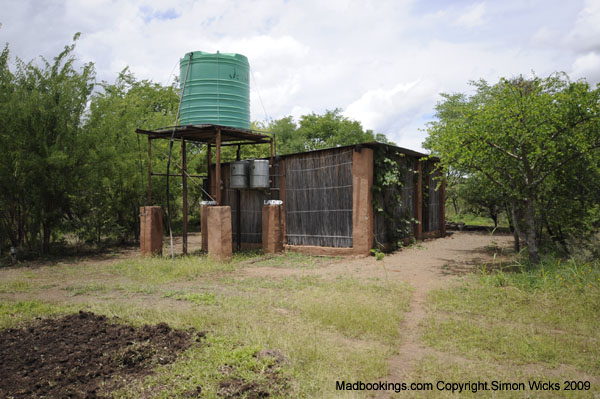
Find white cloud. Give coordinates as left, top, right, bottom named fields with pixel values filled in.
left=566, top=0, right=600, bottom=52
left=344, top=79, right=437, bottom=132
left=0, top=0, right=595, bottom=152
left=455, top=2, right=486, bottom=28
left=571, top=52, right=600, bottom=84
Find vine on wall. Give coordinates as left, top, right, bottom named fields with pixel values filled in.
left=372, top=147, right=416, bottom=251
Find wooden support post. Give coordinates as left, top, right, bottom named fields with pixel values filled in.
left=414, top=159, right=423, bottom=240
left=270, top=138, right=274, bottom=199
left=182, top=138, right=188, bottom=255
left=236, top=145, right=241, bottom=250
left=279, top=159, right=287, bottom=245
left=207, top=144, right=212, bottom=198
left=147, top=137, right=152, bottom=205
left=215, top=128, right=222, bottom=205
left=440, top=175, right=446, bottom=236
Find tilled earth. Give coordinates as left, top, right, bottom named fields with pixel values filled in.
left=0, top=311, right=200, bottom=398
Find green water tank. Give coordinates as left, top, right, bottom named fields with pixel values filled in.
left=179, top=51, right=250, bottom=130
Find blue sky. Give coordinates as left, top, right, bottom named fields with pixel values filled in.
left=1, top=0, right=598, bottom=150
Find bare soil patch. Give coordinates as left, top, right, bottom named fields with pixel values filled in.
left=0, top=311, right=201, bottom=398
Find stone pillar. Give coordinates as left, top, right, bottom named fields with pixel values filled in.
left=140, top=206, right=163, bottom=256
left=207, top=206, right=232, bottom=261
left=352, top=148, right=374, bottom=255
left=262, top=204, right=283, bottom=254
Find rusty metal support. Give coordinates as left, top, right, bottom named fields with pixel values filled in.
left=147, top=137, right=152, bottom=205
left=151, top=173, right=207, bottom=178
left=182, top=138, right=188, bottom=255
left=215, top=128, right=222, bottom=205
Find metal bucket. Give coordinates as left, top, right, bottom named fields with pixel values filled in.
left=249, top=160, right=270, bottom=189
left=230, top=161, right=249, bottom=189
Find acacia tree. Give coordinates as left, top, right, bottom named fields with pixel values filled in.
left=425, top=73, right=600, bottom=263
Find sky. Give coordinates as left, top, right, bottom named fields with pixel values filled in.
left=1, top=0, right=599, bottom=151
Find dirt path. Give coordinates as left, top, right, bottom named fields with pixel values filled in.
left=369, top=232, right=513, bottom=398
left=239, top=231, right=513, bottom=396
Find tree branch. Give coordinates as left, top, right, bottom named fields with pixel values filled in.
left=533, top=144, right=600, bottom=188
left=485, top=140, right=521, bottom=160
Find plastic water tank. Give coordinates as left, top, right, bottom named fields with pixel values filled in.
left=249, top=160, right=270, bottom=189
left=179, top=51, right=250, bottom=130
left=230, top=161, right=249, bottom=189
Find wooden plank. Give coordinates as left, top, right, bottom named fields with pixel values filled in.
left=207, top=144, right=212, bottom=198
left=440, top=175, right=446, bottom=236
left=216, top=128, right=222, bottom=205
left=182, top=139, right=187, bottom=255
left=279, top=159, right=287, bottom=245
left=147, top=137, right=152, bottom=205
left=414, top=159, right=423, bottom=240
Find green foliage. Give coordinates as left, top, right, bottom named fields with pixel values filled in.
left=81, top=69, right=179, bottom=242
left=459, top=173, right=505, bottom=227
left=0, top=34, right=95, bottom=252
left=425, top=73, right=600, bottom=262
left=370, top=248, right=385, bottom=260
left=371, top=146, right=414, bottom=250
left=0, top=35, right=393, bottom=256
left=266, top=108, right=386, bottom=155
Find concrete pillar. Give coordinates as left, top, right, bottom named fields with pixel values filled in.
left=207, top=206, right=232, bottom=261
left=352, top=148, right=374, bottom=255
left=140, top=206, right=163, bottom=256
left=262, top=204, right=283, bottom=254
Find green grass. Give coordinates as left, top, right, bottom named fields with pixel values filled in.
left=250, top=251, right=336, bottom=268
left=0, top=279, right=34, bottom=293
left=0, top=300, right=72, bottom=328
left=429, top=258, right=600, bottom=336
left=64, top=282, right=111, bottom=296
left=422, top=317, right=599, bottom=372
left=162, top=290, right=217, bottom=305
left=423, top=256, right=600, bottom=386
left=445, top=210, right=509, bottom=228
left=407, top=356, right=599, bottom=398
left=0, top=251, right=412, bottom=398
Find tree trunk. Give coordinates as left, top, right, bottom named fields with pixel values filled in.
left=509, top=200, right=522, bottom=253
left=523, top=199, right=540, bottom=264
left=452, top=198, right=459, bottom=215
left=42, top=222, right=51, bottom=254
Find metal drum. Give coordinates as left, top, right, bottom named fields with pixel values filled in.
left=230, top=161, right=249, bottom=189
left=249, top=160, right=270, bottom=189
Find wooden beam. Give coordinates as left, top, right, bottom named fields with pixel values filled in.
left=414, top=159, right=423, bottom=240
left=207, top=144, right=212, bottom=198
left=182, top=138, right=188, bottom=255
left=279, top=159, right=287, bottom=245
left=147, top=137, right=152, bottom=205
left=440, top=174, right=446, bottom=236
left=270, top=138, right=274, bottom=199
left=236, top=144, right=241, bottom=250
left=216, top=128, right=222, bottom=205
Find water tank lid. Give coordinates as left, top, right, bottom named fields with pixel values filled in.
left=182, top=51, right=248, bottom=62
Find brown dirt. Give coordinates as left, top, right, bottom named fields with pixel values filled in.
left=0, top=311, right=202, bottom=399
